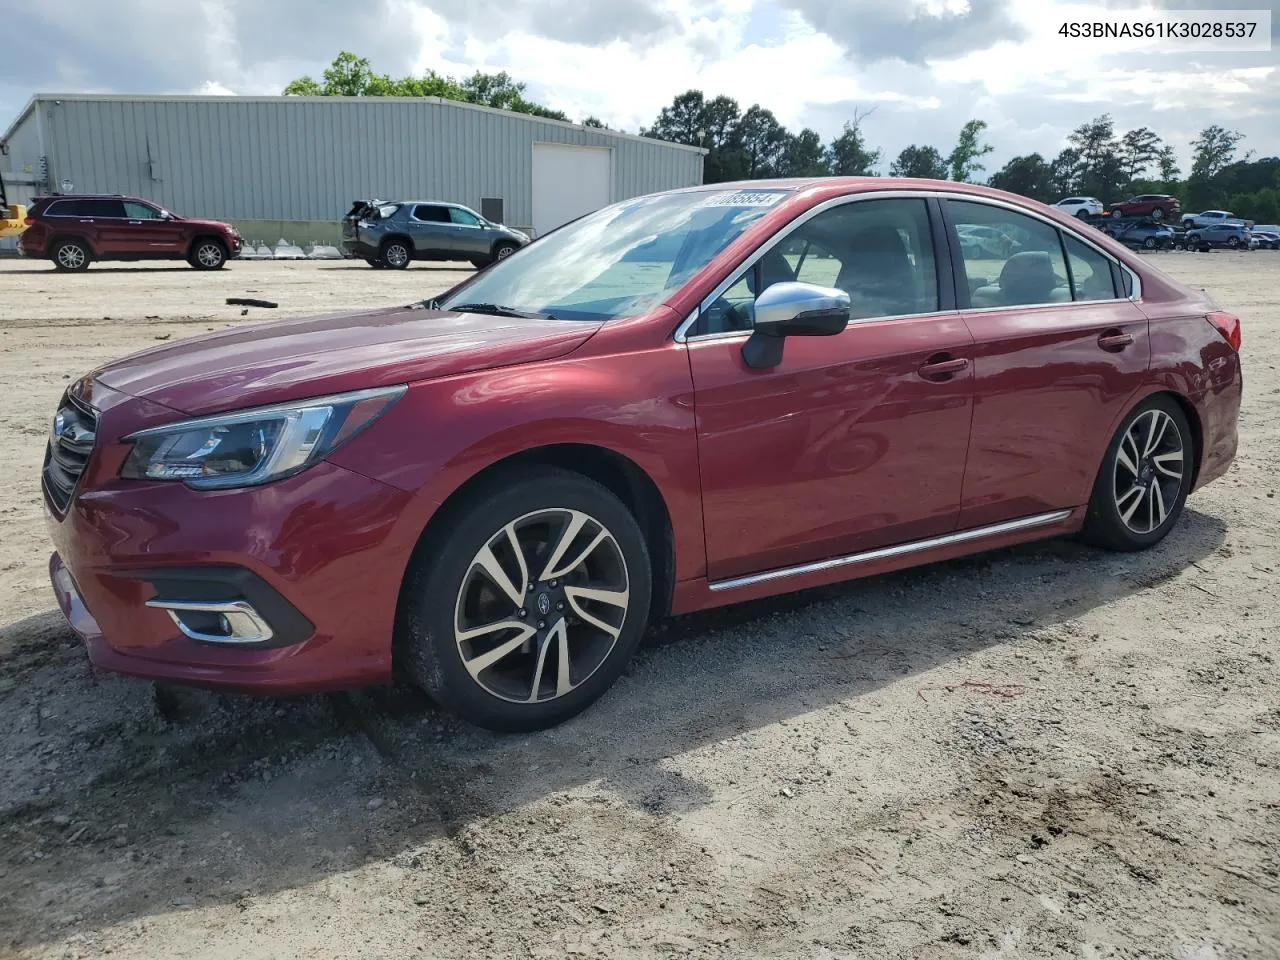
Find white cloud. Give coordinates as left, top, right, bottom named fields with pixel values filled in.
left=1, top=0, right=1275, bottom=178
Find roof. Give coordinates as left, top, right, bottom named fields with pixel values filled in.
left=2, top=93, right=708, bottom=156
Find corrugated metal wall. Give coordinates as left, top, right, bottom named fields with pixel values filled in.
left=14, top=96, right=703, bottom=227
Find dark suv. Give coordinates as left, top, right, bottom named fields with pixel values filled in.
left=19, top=195, right=241, bottom=271
left=342, top=200, right=530, bottom=269
left=1107, top=194, right=1181, bottom=220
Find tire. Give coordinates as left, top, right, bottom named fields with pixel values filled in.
left=469, top=257, right=488, bottom=270
left=1111, top=209, right=1123, bottom=218
left=1075, top=210, right=1089, bottom=219
left=189, top=238, right=227, bottom=270
left=365, top=258, right=385, bottom=269
left=1080, top=395, right=1193, bottom=552
left=1152, top=208, right=1165, bottom=221
left=52, top=239, right=90, bottom=272
left=398, top=467, right=652, bottom=732
left=492, top=241, right=520, bottom=263
left=1143, top=237, right=1157, bottom=249
left=381, top=239, right=411, bottom=269
left=1226, top=236, right=1239, bottom=249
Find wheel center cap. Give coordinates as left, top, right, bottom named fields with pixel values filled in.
left=536, top=592, right=551, bottom=617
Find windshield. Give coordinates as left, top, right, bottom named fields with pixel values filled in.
left=435, top=188, right=792, bottom=321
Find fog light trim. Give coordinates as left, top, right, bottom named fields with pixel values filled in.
left=145, top=598, right=274, bottom=645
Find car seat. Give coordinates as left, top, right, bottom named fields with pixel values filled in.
left=970, top=251, right=1071, bottom=308
left=834, top=224, right=920, bottom=318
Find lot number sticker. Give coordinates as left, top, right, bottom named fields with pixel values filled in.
left=702, top=191, right=787, bottom=208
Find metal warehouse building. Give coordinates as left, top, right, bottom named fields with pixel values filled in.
left=0, top=94, right=706, bottom=247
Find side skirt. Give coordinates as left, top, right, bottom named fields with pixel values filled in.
left=670, top=508, right=1084, bottom=614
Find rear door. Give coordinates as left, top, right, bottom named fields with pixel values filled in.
left=73, top=199, right=128, bottom=254
left=408, top=205, right=455, bottom=256
left=943, top=197, right=1150, bottom=529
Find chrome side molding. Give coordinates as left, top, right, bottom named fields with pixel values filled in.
left=709, top=509, right=1074, bottom=593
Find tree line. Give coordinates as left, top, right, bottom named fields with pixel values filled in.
left=287, top=53, right=1278, bottom=224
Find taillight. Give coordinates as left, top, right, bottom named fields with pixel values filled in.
left=23, top=217, right=33, bottom=226
left=1207, top=311, right=1241, bottom=352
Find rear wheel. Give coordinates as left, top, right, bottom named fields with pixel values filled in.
left=1075, top=210, right=1089, bottom=219
left=52, top=239, right=90, bottom=272
left=1226, top=236, right=1240, bottom=249
left=381, top=239, right=411, bottom=269
left=1142, top=237, right=1157, bottom=249
left=1152, top=208, right=1165, bottom=221
left=1111, top=209, right=1123, bottom=218
left=1081, top=395, right=1193, bottom=552
left=189, top=239, right=227, bottom=270
left=398, top=467, right=652, bottom=732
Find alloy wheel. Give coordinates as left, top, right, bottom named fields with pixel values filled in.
left=496, top=245, right=515, bottom=260
left=453, top=508, right=630, bottom=704
left=196, top=243, right=224, bottom=267
left=1112, top=408, right=1185, bottom=535
left=384, top=243, right=409, bottom=267
left=57, top=244, right=86, bottom=269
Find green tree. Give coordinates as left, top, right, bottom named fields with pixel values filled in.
left=987, top=153, right=1055, bottom=202
left=737, top=105, right=790, bottom=178
left=1067, top=115, right=1125, bottom=199
left=643, top=91, right=746, bottom=182
left=282, top=52, right=565, bottom=120
left=780, top=128, right=831, bottom=177
left=1118, top=126, right=1163, bottom=182
left=826, top=111, right=880, bottom=176
left=1156, top=145, right=1180, bottom=182
left=947, top=119, right=994, bottom=182
left=582, top=116, right=608, bottom=128
left=1190, top=125, right=1245, bottom=180
left=1049, top=148, right=1082, bottom=196
left=889, top=144, right=948, bottom=179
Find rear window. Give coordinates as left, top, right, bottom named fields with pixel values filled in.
left=413, top=205, right=450, bottom=223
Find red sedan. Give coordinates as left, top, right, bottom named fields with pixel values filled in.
left=44, top=179, right=1242, bottom=731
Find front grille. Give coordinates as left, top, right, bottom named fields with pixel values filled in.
left=43, top=393, right=98, bottom=513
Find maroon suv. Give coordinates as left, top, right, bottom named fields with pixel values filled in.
left=1107, top=194, right=1181, bottom=220
left=19, top=195, right=242, bottom=271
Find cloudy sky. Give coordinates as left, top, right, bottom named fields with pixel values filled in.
left=2, top=0, right=1276, bottom=176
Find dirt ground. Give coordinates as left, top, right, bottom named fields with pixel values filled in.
left=0, top=254, right=1276, bottom=960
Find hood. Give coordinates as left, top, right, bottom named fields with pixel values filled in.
left=180, top=216, right=236, bottom=233
left=92, top=306, right=602, bottom=415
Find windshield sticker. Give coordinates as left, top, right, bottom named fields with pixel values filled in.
left=701, top=190, right=788, bottom=208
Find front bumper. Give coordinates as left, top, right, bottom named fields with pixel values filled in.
left=46, top=457, right=418, bottom=694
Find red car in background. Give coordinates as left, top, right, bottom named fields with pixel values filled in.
left=44, top=178, right=1242, bottom=732
left=19, top=194, right=241, bottom=270
left=1107, top=194, right=1182, bottom=220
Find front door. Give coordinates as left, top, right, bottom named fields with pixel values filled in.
left=942, top=197, right=1151, bottom=530
left=688, top=196, right=975, bottom=582
left=96, top=200, right=183, bottom=256
left=447, top=206, right=492, bottom=258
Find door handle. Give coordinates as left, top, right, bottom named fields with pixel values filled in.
left=1098, top=331, right=1134, bottom=351
left=919, top=355, right=969, bottom=380
left=79, top=219, right=94, bottom=223
left=128, top=220, right=143, bottom=225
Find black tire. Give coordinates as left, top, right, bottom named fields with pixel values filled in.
left=1080, top=395, right=1193, bottom=552
left=1111, top=209, right=1123, bottom=218
left=1143, top=237, right=1157, bottom=249
left=1152, top=208, right=1165, bottom=220
left=1226, top=236, right=1239, bottom=249
left=469, top=257, right=488, bottom=270
left=52, top=238, right=91, bottom=272
left=381, top=239, right=411, bottom=269
left=365, top=257, right=386, bottom=269
left=189, top=238, right=227, bottom=270
left=1075, top=210, right=1089, bottom=219
left=398, top=467, right=652, bottom=732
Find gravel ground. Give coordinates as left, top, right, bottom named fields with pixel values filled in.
left=0, top=254, right=1276, bottom=960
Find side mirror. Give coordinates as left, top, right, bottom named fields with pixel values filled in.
left=742, top=281, right=851, bottom=369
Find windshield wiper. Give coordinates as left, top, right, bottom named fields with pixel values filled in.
left=448, top=302, right=558, bottom=321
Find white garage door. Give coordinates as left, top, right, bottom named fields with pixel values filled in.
left=531, top=143, right=611, bottom=237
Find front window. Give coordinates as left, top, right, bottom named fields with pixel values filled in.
left=449, top=207, right=482, bottom=226
left=123, top=201, right=160, bottom=219
left=434, top=188, right=793, bottom=322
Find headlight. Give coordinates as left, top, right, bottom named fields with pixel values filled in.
left=121, top=385, right=405, bottom=490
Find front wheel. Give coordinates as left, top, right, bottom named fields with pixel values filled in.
left=190, top=239, right=227, bottom=270
left=1080, top=396, right=1193, bottom=552
left=1226, top=236, right=1240, bottom=249
left=398, top=467, right=652, bottom=732
left=1143, top=237, right=1157, bottom=249
left=1111, top=209, right=1123, bottom=218
left=1151, top=208, right=1165, bottom=220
